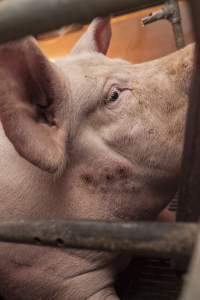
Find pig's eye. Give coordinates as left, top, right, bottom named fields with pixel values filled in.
left=104, top=88, right=121, bottom=104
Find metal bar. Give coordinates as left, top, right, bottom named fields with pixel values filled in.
left=142, top=0, right=185, bottom=49
left=0, top=0, right=166, bottom=44
left=173, top=1, right=200, bottom=297
left=142, top=9, right=167, bottom=25
left=172, top=21, right=185, bottom=49
left=180, top=231, right=200, bottom=300
left=167, top=0, right=185, bottom=49
left=176, top=0, right=200, bottom=222
left=0, top=219, right=197, bottom=258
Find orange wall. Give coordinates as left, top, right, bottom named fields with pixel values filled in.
left=39, top=1, right=193, bottom=63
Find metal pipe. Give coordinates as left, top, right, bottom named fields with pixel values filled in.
left=179, top=231, right=200, bottom=300
left=142, top=0, right=185, bottom=49
left=176, top=0, right=200, bottom=221
left=167, top=0, right=185, bottom=49
left=0, top=219, right=197, bottom=258
left=0, top=0, right=166, bottom=44
left=175, top=1, right=200, bottom=298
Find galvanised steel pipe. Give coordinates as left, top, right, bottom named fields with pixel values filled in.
left=0, top=219, right=197, bottom=258
left=0, top=0, right=166, bottom=44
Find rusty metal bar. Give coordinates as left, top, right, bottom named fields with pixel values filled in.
left=142, top=0, right=185, bottom=49
left=0, top=0, right=166, bottom=44
left=176, top=0, right=200, bottom=222
left=0, top=219, right=197, bottom=258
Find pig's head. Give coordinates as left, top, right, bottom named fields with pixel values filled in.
left=0, top=18, right=194, bottom=220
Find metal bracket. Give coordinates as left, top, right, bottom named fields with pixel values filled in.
left=141, top=0, right=185, bottom=49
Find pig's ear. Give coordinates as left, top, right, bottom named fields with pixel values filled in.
left=0, top=37, right=68, bottom=173
left=71, top=17, right=112, bottom=55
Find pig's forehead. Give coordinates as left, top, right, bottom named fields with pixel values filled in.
left=55, top=52, right=167, bottom=95
left=56, top=52, right=132, bottom=78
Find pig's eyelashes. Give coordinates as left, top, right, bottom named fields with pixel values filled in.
left=104, top=87, right=121, bottom=105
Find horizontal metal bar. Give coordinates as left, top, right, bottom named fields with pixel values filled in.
left=0, top=219, right=197, bottom=258
left=0, top=0, right=166, bottom=44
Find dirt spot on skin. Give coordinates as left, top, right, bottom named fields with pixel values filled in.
left=80, top=164, right=139, bottom=196
left=117, top=167, right=128, bottom=179
left=168, top=68, right=177, bottom=76
left=81, top=174, right=96, bottom=186
left=105, top=174, right=114, bottom=181
left=100, top=186, right=110, bottom=194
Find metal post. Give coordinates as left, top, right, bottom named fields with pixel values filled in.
left=142, top=0, right=185, bottom=49
left=178, top=2, right=200, bottom=299
left=180, top=230, right=200, bottom=300
left=176, top=0, right=200, bottom=222
left=168, top=0, right=185, bottom=49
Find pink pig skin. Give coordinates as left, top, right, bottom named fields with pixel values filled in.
left=0, top=18, right=194, bottom=299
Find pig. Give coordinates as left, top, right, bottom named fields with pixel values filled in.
left=0, top=17, right=194, bottom=300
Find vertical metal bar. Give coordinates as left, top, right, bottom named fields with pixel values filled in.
left=168, top=0, right=185, bottom=49
left=142, top=0, right=185, bottom=49
left=172, top=18, right=185, bottom=49
left=177, top=0, right=200, bottom=222
left=180, top=230, right=200, bottom=300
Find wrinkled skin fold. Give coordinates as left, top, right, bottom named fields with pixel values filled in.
left=0, top=18, right=194, bottom=299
